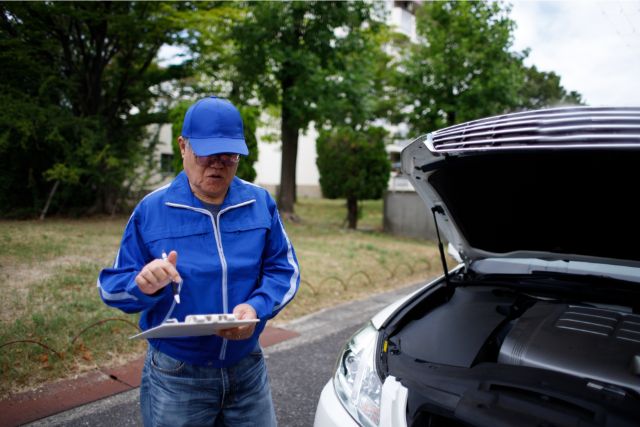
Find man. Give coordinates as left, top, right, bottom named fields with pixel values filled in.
left=98, top=96, right=300, bottom=426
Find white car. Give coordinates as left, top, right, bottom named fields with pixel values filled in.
left=314, top=106, right=640, bottom=427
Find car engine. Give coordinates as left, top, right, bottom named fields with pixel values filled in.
left=498, top=302, right=640, bottom=394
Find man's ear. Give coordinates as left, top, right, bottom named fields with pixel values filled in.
left=178, top=136, right=187, bottom=158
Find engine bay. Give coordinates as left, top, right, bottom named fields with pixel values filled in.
left=382, top=279, right=640, bottom=426
left=386, top=285, right=640, bottom=393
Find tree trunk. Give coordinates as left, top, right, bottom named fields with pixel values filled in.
left=446, top=110, right=456, bottom=126
left=278, top=102, right=299, bottom=217
left=347, top=196, right=358, bottom=229
left=39, top=180, right=60, bottom=220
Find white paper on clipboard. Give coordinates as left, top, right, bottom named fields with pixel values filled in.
left=130, top=314, right=259, bottom=339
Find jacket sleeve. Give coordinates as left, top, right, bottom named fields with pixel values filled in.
left=245, top=205, right=300, bottom=320
left=97, top=209, right=166, bottom=313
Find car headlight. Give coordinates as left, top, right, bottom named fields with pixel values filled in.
left=333, top=323, right=382, bottom=427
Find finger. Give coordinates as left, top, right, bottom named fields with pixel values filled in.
left=232, top=305, right=245, bottom=319
left=135, top=274, right=150, bottom=290
left=238, top=322, right=256, bottom=335
left=163, top=254, right=181, bottom=283
left=135, top=275, right=156, bottom=295
left=167, top=250, right=178, bottom=267
left=230, top=330, right=245, bottom=340
left=137, top=268, right=154, bottom=286
left=147, top=266, right=169, bottom=285
left=160, top=264, right=181, bottom=284
left=232, top=304, right=257, bottom=320
left=148, top=261, right=180, bottom=286
left=219, top=329, right=238, bottom=340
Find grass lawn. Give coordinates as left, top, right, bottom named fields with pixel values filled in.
left=0, top=198, right=443, bottom=397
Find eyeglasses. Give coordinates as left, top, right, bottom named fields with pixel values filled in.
left=193, top=153, right=240, bottom=167
left=186, top=142, right=240, bottom=167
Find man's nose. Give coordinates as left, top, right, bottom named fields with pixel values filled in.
left=206, top=158, right=225, bottom=167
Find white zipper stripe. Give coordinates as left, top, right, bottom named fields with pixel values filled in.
left=273, top=212, right=299, bottom=312
left=214, top=200, right=256, bottom=359
left=98, top=285, right=138, bottom=302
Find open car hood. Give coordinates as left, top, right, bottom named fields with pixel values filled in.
left=401, top=107, right=640, bottom=269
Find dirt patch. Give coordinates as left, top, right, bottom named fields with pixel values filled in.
left=0, top=255, right=111, bottom=323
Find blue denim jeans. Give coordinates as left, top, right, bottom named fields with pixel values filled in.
left=140, top=346, right=277, bottom=427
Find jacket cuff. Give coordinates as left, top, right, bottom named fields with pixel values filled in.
left=245, top=295, right=270, bottom=320
left=126, top=280, right=165, bottom=306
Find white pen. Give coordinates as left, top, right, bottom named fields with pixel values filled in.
left=162, top=251, right=181, bottom=304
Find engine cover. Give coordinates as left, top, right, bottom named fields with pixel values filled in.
left=498, top=303, right=640, bottom=394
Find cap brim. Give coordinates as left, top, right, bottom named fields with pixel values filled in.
left=189, top=137, right=249, bottom=156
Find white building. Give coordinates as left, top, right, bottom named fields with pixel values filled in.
left=146, top=123, right=176, bottom=189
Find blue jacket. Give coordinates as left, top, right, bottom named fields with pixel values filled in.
left=98, top=172, right=300, bottom=367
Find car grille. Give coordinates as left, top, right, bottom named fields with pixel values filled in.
left=429, top=106, right=640, bottom=153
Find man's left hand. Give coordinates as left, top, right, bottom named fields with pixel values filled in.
left=219, top=303, right=258, bottom=340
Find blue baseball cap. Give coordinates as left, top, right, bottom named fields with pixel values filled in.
left=181, top=96, right=249, bottom=156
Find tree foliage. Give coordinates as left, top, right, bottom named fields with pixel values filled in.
left=0, top=2, right=189, bottom=217
left=317, top=126, right=390, bottom=229
left=398, top=1, right=583, bottom=135
left=399, top=1, right=524, bottom=133
left=519, top=65, right=583, bottom=109
left=309, top=19, right=398, bottom=229
left=0, top=0, right=587, bottom=219
left=163, top=2, right=268, bottom=185
left=227, top=1, right=387, bottom=216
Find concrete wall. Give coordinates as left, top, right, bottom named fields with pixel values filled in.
left=383, top=190, right=437, bottom=241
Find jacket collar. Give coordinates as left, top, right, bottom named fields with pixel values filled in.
left=164, top=172, right=255, bottom=208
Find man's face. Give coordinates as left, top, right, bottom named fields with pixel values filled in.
left=179, top=137, right=239, bottom=204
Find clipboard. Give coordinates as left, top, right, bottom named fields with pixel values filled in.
left=130, top=314, right=259, bottom=339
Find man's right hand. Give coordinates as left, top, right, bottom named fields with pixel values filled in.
left=135, top=250, right=181, bottom=295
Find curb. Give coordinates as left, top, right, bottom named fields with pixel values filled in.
left=0, top=325, right=299, bottom=427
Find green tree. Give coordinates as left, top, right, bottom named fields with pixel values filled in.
left=317, top=126, right=390, bottom=229
left=311, top=22, right=398, bottom=229
left=398, top=1, right=583, bottom=135
left=235, top=106, right=259, bottom=183
left=228, top=1, right=385, bottom=217
left=400, top=0, right=526, bottom=133
left=168, top=101, right=192, bottom=175
left=519, top=65, right=583, bottom=109
left=0, top=2, right=189, bottom=217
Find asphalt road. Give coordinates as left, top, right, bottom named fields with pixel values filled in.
left=27, top=282, right=425, bottom=427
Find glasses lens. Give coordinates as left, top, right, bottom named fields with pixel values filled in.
left=194, top=153, right=240, bottom=167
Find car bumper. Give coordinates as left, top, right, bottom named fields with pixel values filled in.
left=314, top=377, right=409, bottom=427
left=314, top=380, right=360, bottom=427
